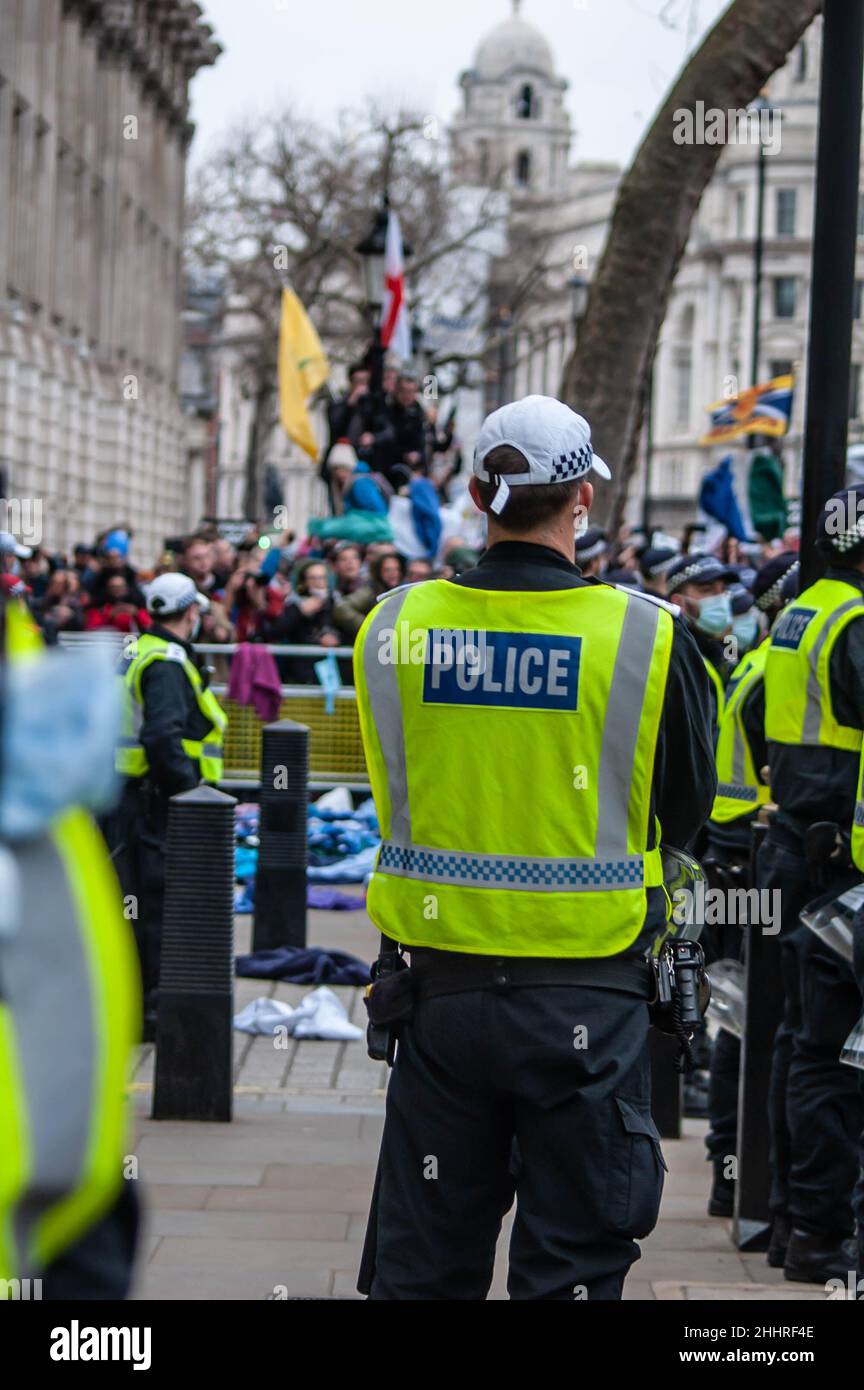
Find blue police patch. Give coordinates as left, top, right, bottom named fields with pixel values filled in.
left=772, top=607, right=818, bottom=651
left=423, top=630, right=581, bottom=711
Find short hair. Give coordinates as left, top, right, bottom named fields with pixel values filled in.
left=182, top=534, right=211, bottom=554
left=474, top=445, right=583, bottom=534
left=348, top=361, right=367, bottom=379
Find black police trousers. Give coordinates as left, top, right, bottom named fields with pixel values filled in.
left=360, top=983, right=665, bottom=1300
left=759, top=832, right=863, bottom=1236
left=101, top=781, right=168, bottom=1011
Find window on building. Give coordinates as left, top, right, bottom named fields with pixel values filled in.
left=855, top=281, right=864, bottom=321
left=795, top=41, right=807, bottom=83
left=776, top=188, right=797, bottom=237
left=477, top=140, right=490, bottom=181
left=773, top=277, right=797, bottom=318
left=770, top=359, right=794, bottom=381
left=851, top=365, right=861, bottom=420
left=734, top=190, right=746, bottom=238
left=858, top=193, right=864, bottom=236
left=516, top=84, right=539, bottom=119
left=515, top=150, right=532, bottom=188
left=674, top=349, right=692, bottom=428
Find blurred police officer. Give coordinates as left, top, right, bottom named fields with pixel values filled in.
left=762, top=490, right=864, bottom=1281
left=354, top=395, right=716, bottom=1300
left=107, top=573, right=226, bottom=1038
left=665, top=553, right=735, bottom=737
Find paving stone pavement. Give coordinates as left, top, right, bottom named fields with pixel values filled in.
left=129, top=905, right=831, bottom=1301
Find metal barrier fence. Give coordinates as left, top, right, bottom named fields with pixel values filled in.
left=56, top=634, right=368, bottom=791
left=195, top=643, right=368, bottom=792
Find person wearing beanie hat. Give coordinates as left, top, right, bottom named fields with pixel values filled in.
left=102, top=572, right=227, bottom=1041
left=353, top=394, right=717, bottom=1301
left=700, top=550, right=799, bottom=1221
left=756, top=488, right=864, bottom=1283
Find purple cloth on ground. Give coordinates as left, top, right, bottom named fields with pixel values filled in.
left=235, top=947, right=371, bottom=985
left=307, top=886, right=366, bottom=911
left=227, top=643, right=283, bottom=723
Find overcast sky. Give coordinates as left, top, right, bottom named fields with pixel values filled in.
left=189, top=0, right=730, bottom=170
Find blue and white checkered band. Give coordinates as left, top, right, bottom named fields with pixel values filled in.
left=551, top=443, right=594, bottom=482
left=668, top=559, right=716, bottom=587
left=756, top=561, right=799, bottom=611
left=832, top=517, right=864, bottom=553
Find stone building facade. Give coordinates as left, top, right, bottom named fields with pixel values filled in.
left=0, top=0, right=219, bottom=561
left=453, top=6, right=864, bottom=527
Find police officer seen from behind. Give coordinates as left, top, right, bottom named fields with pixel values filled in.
left=107, top=573, right=227, bottom=1040
left=354, top=395, right=717, bottom=1300
left=761, top=489, right=864, bottom=1282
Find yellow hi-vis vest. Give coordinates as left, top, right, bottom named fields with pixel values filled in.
left=0, top=602, right=139, bottom=1282
left=764, top=577, right=864, bottom=751
left=116, top=632, right=227, bottom=783
left=354, top=579, right=674, bottom=958
left=703, top=655, right=726, bottom=729
left=710, top=642, right=770, bottom=824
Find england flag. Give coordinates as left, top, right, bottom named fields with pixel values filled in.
left=381, top=209, right=412, bottom=362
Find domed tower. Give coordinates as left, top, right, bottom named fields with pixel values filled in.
left=451, top=0, right=572, bottom=199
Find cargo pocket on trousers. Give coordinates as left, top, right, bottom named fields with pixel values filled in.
left=607, top=1096, right=668, bottom=1239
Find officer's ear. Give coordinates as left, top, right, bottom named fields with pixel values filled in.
left=576, top=480, right=594, bottom=515
left=468, top=476, right=485, bottom=512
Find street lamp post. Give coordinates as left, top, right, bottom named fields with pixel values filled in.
left=354, top=198, right=390, bottom=396
left=750, top=96, right=770, bottom=393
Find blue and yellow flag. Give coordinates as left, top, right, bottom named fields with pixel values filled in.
left=699, top=374, right=794, bottom=446
left=278, top=288, right=329, bottom=460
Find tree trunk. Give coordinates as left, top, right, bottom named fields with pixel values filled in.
left=559, top=0, right=822, bottom=529
left=243, top=380, right=272, bottom=522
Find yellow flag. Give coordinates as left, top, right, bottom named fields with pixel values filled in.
left=278, top=288, right=329, bottom=459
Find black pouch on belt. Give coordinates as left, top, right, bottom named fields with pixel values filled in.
left=364, top=967, right=416, bottom=1026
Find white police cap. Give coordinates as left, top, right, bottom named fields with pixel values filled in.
left=473, top=395, right=612, bottom=515
left=145, top=573, right=210, bottom=618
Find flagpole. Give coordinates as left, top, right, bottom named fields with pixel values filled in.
left=799, top=0, right=864, bottom=586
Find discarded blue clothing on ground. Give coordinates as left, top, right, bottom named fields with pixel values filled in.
left=307, top=845, right=378, bottom=883
left=307, top=886, right=366, bottom=911
left=235, top=946, right=371, bottom=986
left=234, top=884, right=366, bottom=914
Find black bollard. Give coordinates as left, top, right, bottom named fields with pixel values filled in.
left=253, top=719, right=309, bottom=952
left=152, top=785, right=237, bottom=1123
left=733, top=819, right=778, bottom=1250
left=650, top=1030, right=683, bottom=1138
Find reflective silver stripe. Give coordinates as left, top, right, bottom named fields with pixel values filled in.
left=4, top=835, right=95, bottom=1277
left=855, top=800, right=864, bottom=827
left=716, top=782, right=759, bottom=803
left=595, top=595, right=661, bottom=860
left=201, top=743, right=222, bottom=758
left=117, top=736, right=140, bottom=748
left=731, top=724, right=746, bottom=784
left=802, top=599, right=864, bottom=742
left=363, top=588, right=413, bottom=843
left=376, top=840, right=644, bottom=892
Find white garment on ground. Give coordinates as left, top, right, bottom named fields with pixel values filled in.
left=312, top=785, right=353, bottom=815
left=233, top=986, right=363, bottom=1041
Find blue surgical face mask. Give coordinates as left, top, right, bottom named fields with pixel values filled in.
left=695, top=592, right=732, bottom=637
left=731, top=612, right=760, bottom=651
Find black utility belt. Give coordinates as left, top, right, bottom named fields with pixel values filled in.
left=408, top=950, right=654, bottom=1001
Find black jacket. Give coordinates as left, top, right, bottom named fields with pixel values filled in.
left=768, top=565, right=864, bottom=833
left=453, top=541, right=718, bottom=955
left=137, top=625, right=214, bottom=797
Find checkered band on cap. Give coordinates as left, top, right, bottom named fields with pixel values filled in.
left=832, top=517, right=864, bottom=553
left=668, top=558, right=716, bottom=587
left=756, top=561, right=799, bottom=611
left=550, top=443, right=594, bottom=482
